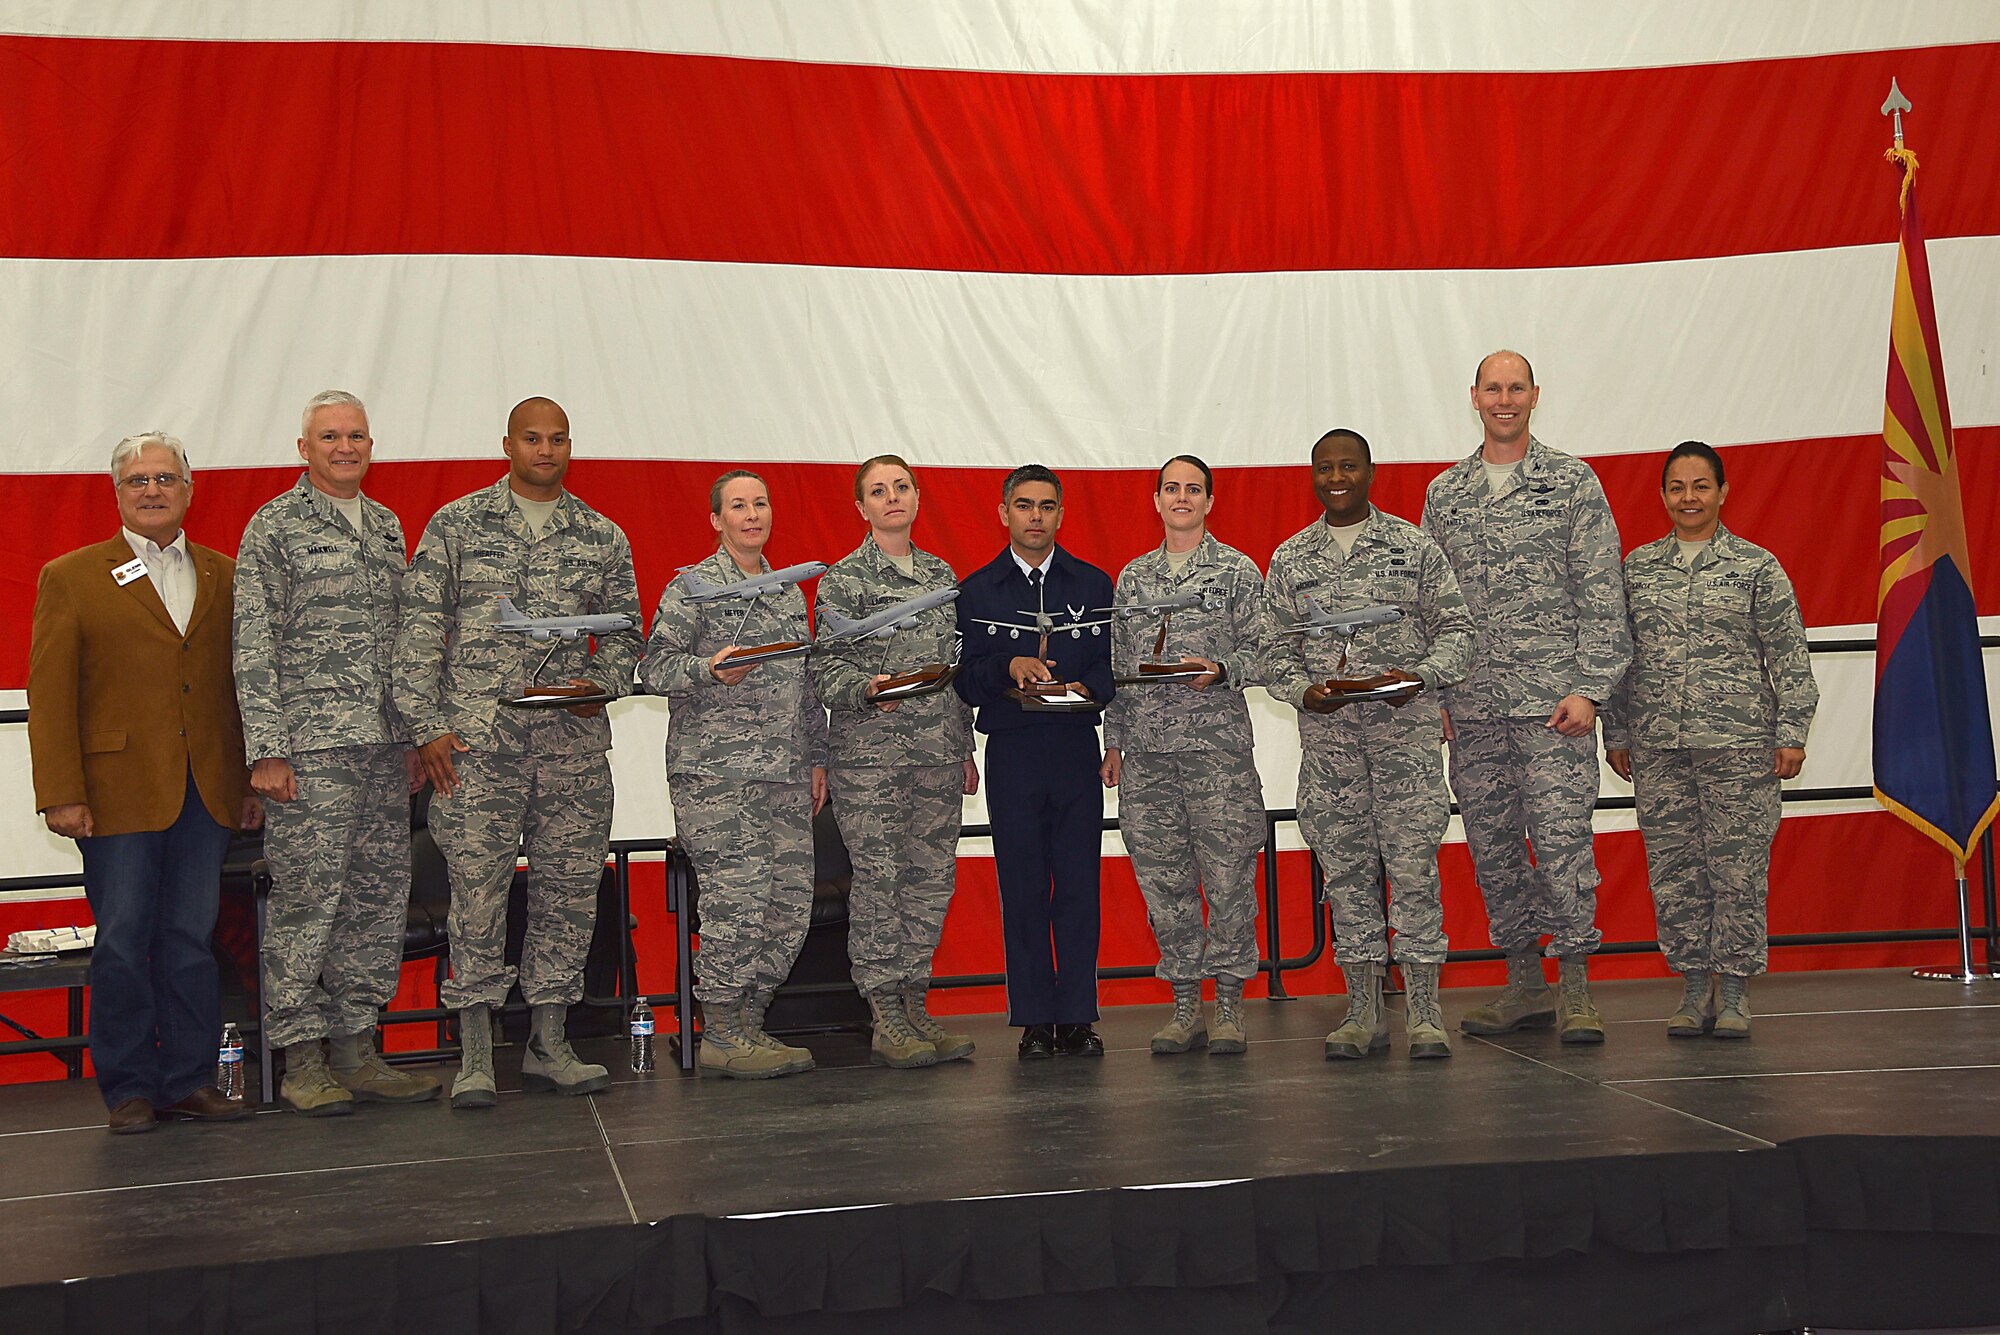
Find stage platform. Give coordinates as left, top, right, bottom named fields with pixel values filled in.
left=3, top=968, right=1999, bottom=1334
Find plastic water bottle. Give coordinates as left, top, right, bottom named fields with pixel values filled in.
left=629, top=1000, right=656, bottom=1073
left=216, top=1023, right=244, bottom=1100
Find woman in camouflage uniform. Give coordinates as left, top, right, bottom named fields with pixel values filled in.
left=1604, top=442, right=1818, bottom=1040
left=812, top=456, right=979, bottom=1068
left=639, top=471, right=828, bottom=1079
left=1100, top=455, right=1269, bottom=1056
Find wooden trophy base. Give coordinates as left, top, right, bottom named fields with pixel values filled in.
left=1321, top=673, right=1424, bottom=706
left=718, top=640, right=810, bottom=667
left=1007, top=683, right=1102, bottom=714
left=1114, top=661, right=1212, bottom=687
left=871, top=662, right=960, bottom=703
left=501, top=683, right=617, bottom=711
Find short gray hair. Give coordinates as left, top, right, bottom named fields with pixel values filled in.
left=301, top=389, right=369, bottom=440
left=108, top=432, right=191, bottom=485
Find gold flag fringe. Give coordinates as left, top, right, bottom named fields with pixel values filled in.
left=1884, top=144, right=1920, bottom=214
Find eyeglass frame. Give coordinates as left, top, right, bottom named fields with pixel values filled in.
left=116, top=471, right=190, bottom=492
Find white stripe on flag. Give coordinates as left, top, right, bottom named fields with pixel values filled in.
left=5, top=240, right=1998, bottom=473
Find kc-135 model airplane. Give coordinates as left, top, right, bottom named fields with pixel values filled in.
left=1272, top=599, right=1403, bottom=638
left=972, top=604, right=1114, bottom=640
left=673, top=561, right=830, bottom=603
left=492, top=596, right=636, bottom=642
left=815, top=586, right=960, bottom=642
left=1107, top=587, right=1229, bottom=618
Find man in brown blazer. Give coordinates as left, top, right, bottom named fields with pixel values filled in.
left=28, top=431, right=262, bottom=1134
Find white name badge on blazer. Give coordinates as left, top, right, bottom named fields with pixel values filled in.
left=112, top=557, right=148, bottom=586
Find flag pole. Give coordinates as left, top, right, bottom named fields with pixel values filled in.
left=1880, top=79, right=2000, bottom=984
left=1913, top=861, right=1998, bottom=983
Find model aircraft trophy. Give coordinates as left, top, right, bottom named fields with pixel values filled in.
left=1110, top=587, right=1229, bottom=687
left=493, top=596, right=637, bottom=710
left=1271, top=599, right=1423, bottom=707
left=673, top=560, right=830, bottom=668
left=814, top=586, right=964, bottom=703
left=972, top=586, right=1113, bottom=714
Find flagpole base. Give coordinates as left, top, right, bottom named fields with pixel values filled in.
left=1911, top=967, right=2000, bottom=983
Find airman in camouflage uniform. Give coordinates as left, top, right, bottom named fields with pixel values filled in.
left=639, top=470, right=829, bottom=1080
left=1102, top=456, right=1267, bottom=1056
left=1265, top=431, right=1474, bottom=1060
left=1605, top=442, right=1817, bottom=1039
left=234, top=391, right=439, bottom=1115
left=395, top=398, right=641, bottom=1108
left=813, top=471, right=976, bottom=1068
left=1422, top=353, right=1631, bottom=1044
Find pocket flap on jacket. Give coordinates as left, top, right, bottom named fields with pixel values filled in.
left=81, top=730, right=127, bottom=755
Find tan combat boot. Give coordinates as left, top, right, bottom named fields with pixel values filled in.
left=1713, top=974, right=1752, bottom=1039
left=868, top=987, right=940, bottom=1068
left=522, top=1003, right=612, bottom=1095
left=282, top=1039, right=355, bottom=1117
left=745, top=991, right=815, bottom=1074
left=1459, top=954, right=1557, bottom=1035
left=699, top=1001, right=798, bottom=1079
left=1151, top=982, right=1208, bottom=1054
left=1556, top=957, right=1606, bottom=1044
left=1325, top=964, right=1390, bottom=1059
left=450, top=1006, right=498, bottom=1110
left=1210, top=977, right=1248, bottom=1055
left=1666, top=970, right=1716, bottom=1038
left=1404, top=962, right=1452, bottom=1059
left=331, top=1028, right=442, bottom=1103
left=900, top=981, right=975, bottom=1061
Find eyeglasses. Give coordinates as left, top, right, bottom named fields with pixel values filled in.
left=118, top=472, right=187, bottom=491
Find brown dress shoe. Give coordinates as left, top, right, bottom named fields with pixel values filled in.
left=108, top=1098, right=158, bottom=1135
left=160, top=1086, right=251, bottom=1122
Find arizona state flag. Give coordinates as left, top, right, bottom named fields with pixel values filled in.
left=1873, top=149, right=1999, bottom=866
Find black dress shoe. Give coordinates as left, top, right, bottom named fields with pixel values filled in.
left=1017, top=1025, right=1056, bottom=1060
left=1054, top=1024, right=1104, bottom=1057
left=107, top=1098, right=158, bottom=1135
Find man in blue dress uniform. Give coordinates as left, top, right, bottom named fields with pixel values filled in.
left=955, top=465, right=1115, bottom=1058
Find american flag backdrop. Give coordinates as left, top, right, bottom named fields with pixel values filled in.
left=2, top=4, right=1999, bottom=1029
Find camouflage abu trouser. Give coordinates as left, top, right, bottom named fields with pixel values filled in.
left=831, top=764, right=962, bottom=994
left=1448, top=717, right=1604, bottom=959
left=1297, top=712, right=1451, bottom=967
left=1119, top=748, right=1264, bottom=984
left=429, top=748, right=611, bottom=1009
left=1632, top=746, right=1781, bottom=976
left=261, top=744, right=410, bottom=1047
left=673, top=773, right=815, bottom=1008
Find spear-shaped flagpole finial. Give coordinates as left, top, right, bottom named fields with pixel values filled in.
left=1881, top=78, right=1918, bottom=213
left=1882, top=77, right=1912, bottom=147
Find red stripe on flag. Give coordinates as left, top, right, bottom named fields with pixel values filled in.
left=7, top=429, right=1997, bottom=688
left=4, top=37, right=1999, bottom=270
left=1885, top=350, right=1942, bottom=475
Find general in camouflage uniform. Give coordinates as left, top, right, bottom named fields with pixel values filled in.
left=1267, top=431, right=1475, bottom=1060
left=812, top=525, right=975, bottom=1068
left=1605, top=442, right=1817, bottom=1039
left=1422, top=355, right=1630, bottom=1043
left=639, top=482, right=829, bottom=1080
left=1104, top=525, right=1267, bottom=1056
left=234, top=392, right=439, bottom=1114
left=395, top=398, right=641, bottom=1107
